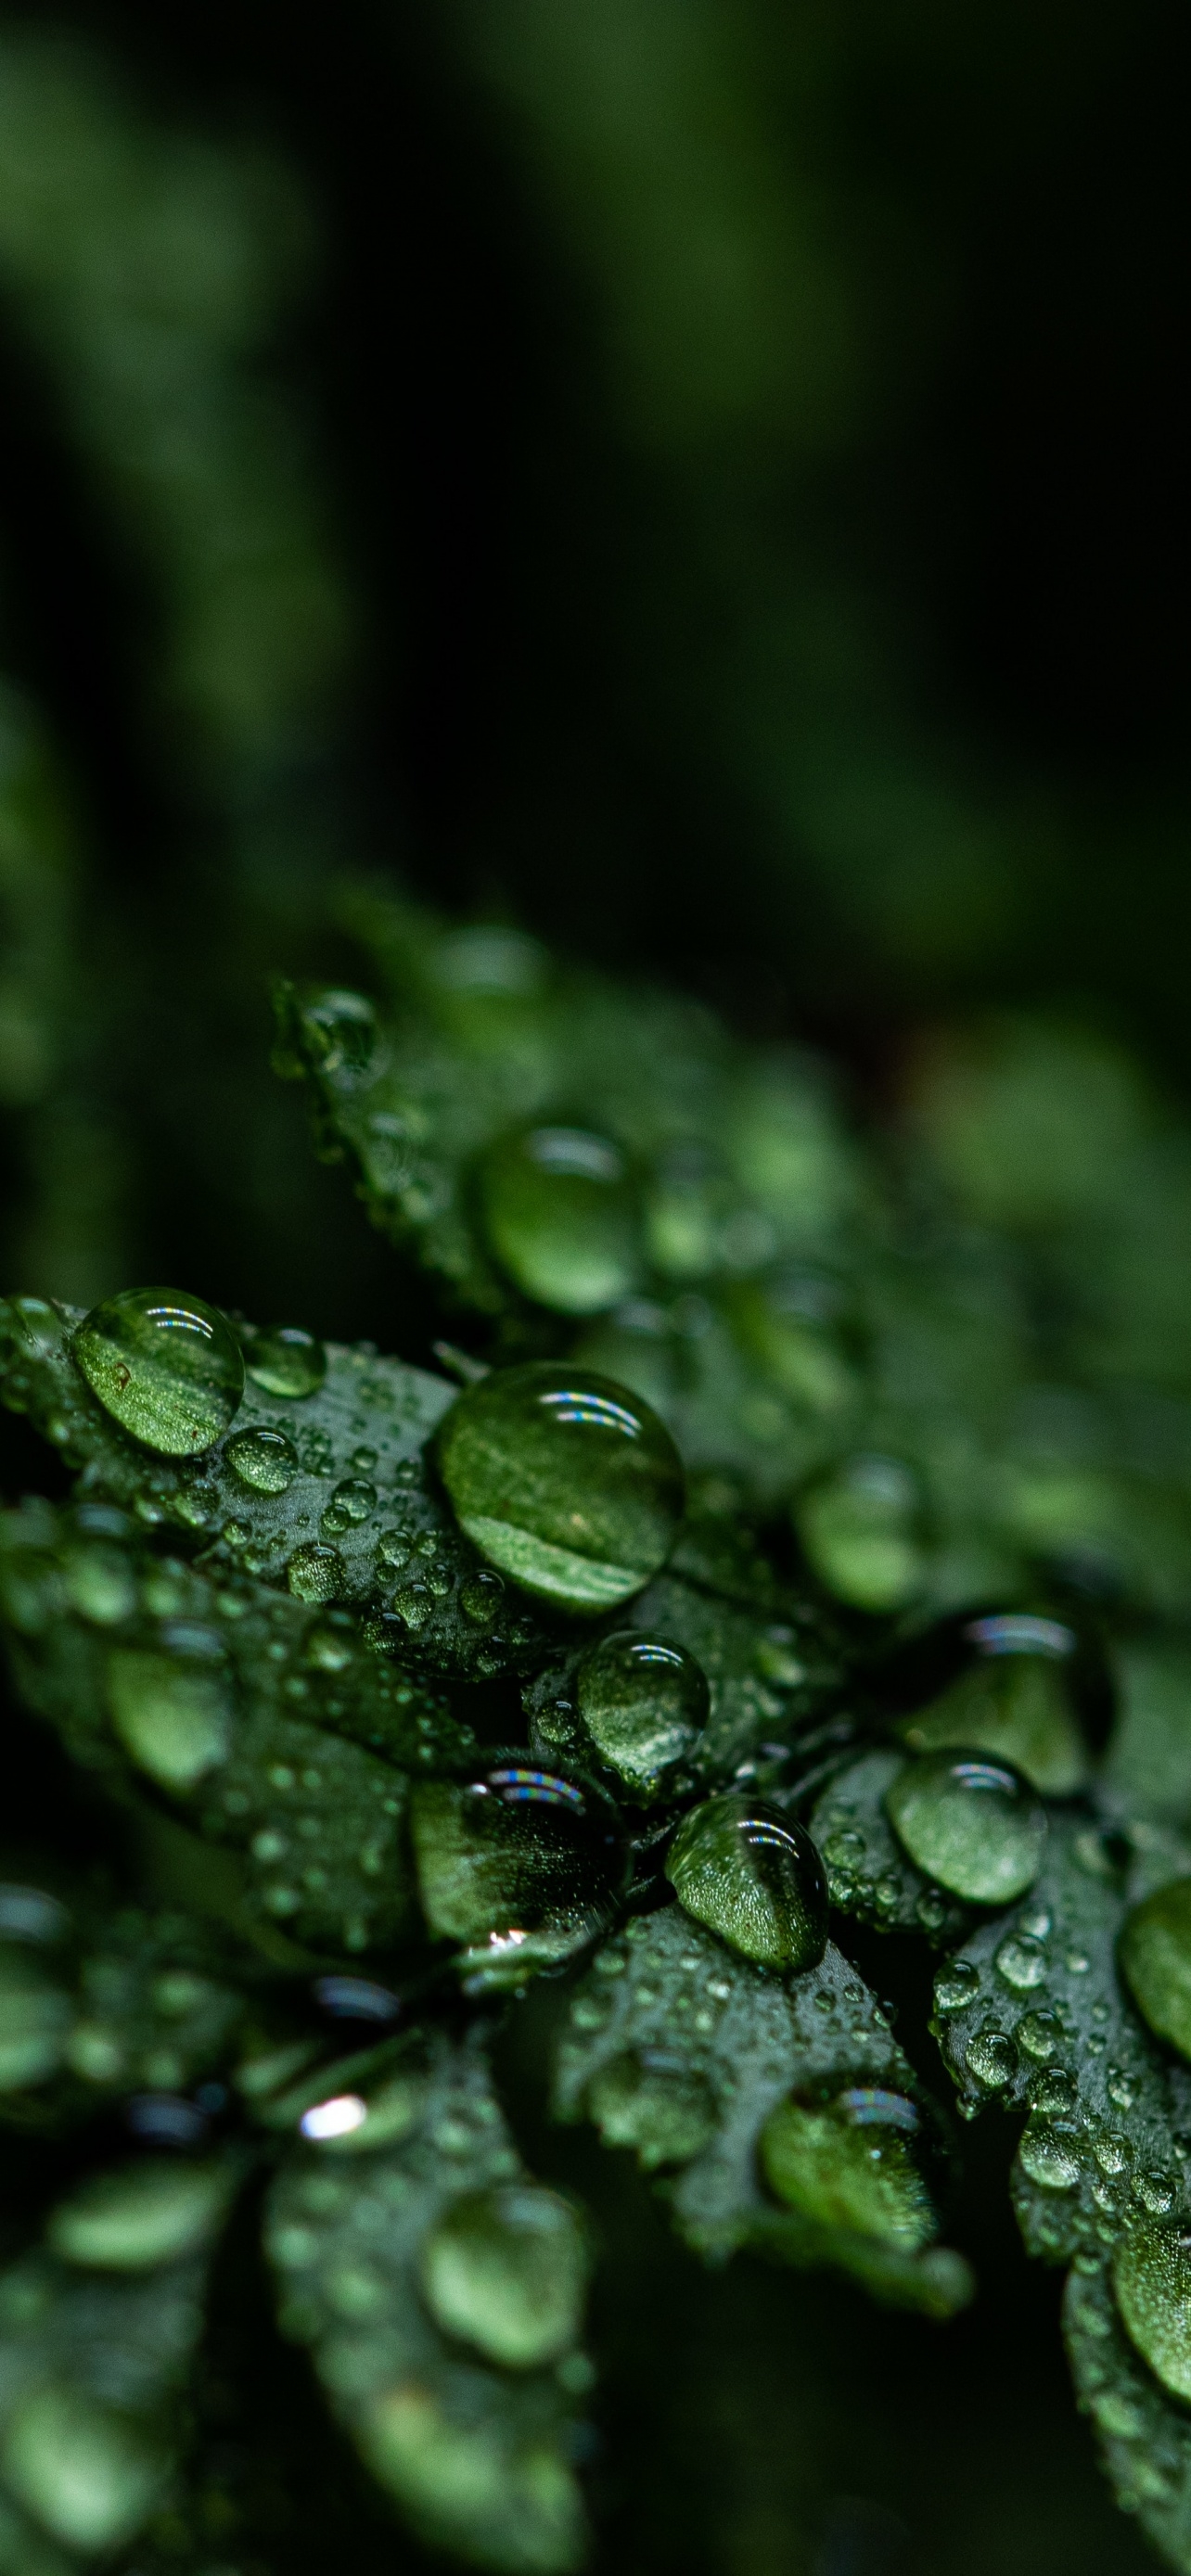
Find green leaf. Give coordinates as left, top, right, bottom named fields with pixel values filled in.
left=811, top=1749, right=971, bottom=1943
left=0, top=1871, right=247, bottom=2127
left=554, top=1903, right=972, bottom=2315
left=931, top=1813, right=1187, bottom=2264
left=1064, top=2258, right=1191, bottom=2568
left=0, top=2155, right=238, bottom=2559
left=0, top=1297, right=557, bottom=1678
left=0, top=1498, right=476, bottom=1958
left=265, top=2027, right=591, bottom=2573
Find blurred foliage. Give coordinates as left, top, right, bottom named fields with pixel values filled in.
left=3, top=1, right=1191, bottom=2572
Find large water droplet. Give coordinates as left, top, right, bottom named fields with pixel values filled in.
left=577, top=1631, right=708, bottom=1800
left=107, top=1644, right=232, bottom=1790
left=73, top=1287, right=244, bottom=1456
left=665, top=1793, right=828, bottom=1970
left=244, top=1324, right=327, bottom=1399
left=288, top=1543, right=347, bottom=1604
left=899, top=1616, right=1086, bottom=1795
left=1120, top=1878, right=1191, bottom=2059
left=419, top=2184, right=587, bottom=2367
left=48, top=2158, right=231, bottom=2269
left=1114, top=2224, right=1191, bottom=2400
left=0, top=2384, right=169, bottom=2551
left=795, top=1455, right=925, bottom=1613
left=226, top=1425, right=299, bottom=1494
left=885, top=1751, right=1045, bottom=1902
left=411, top=1761, right=628, bottom=1984
left=481, top=1125, right=638, bottom=1315
left=435, top=1363, right=685, bottom=1613
left=995, top=1932, right=1049, bottom=1991
left=761, top=2085, right=936, bottom=2249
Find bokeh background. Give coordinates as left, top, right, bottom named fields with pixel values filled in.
left=3, top=5, right=1190, bottom=2570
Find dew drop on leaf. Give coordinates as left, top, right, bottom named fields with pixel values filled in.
left=1113, top=2224, right=1191, bottom=2400
left=577, top=1631, right=709, bottom=1799
left=226, top=1425, right=299, bottom=1493
left=795, top=1454, right=926, bottom=1613
left=665, top=1792, right=828, bottom=1970
left=1018, top=2007, right=1066, bottom=2061
left=288, top=1543, right=347, bottom=1603
left=885, top=1751, right=1045, bottom=1903
left=73, top=1286, right=244, bottom=1456
left=459, top=1569, right=505, bottom=1626
left=933, top=1958, right=979, bottom=2012
left=1119, top=1877, right=1191, bottom=2058
left=966, top=2025, right=1016, bottom=2088
left=1018, top=2117, right=1083, bottom=2189
left=481, top=1124, right=639, bottom=1315
left=0, top=2383, right=170, bottom=2551
left=106, top=1644, right=232, bottom=1790
left=243, top=1323, right=327, bottom=1399
left=760, top=2085, right=936, bottom=2249
left=418, top=2183, right=588, bottom=2367
left=995, top=1932, right=1049, bottom=1991
left=434, top=1362, right=685, bottom=1613
left=47, top=2158, right=231, bottom=2269
left=411, top=1761, right=629, bottom=1984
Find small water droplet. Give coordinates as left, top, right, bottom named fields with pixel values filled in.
left=933, top=1958, right=980, bottom=2012
left=1094, top=2131, right=1133, bottom=2178
left=1018, top=2117, right=1082, bottom=2190
left=106, top=1644, right=232, bottom=1790
left=1136, top=2169, right=1175, bottom=2215
left=665, top=1793, right=827, bottom=1971
left=73, top=1287, right=243, bottom=1456
left=288, top=1543, right=346, bottom=1604
left=967, top=2025, right=1016, bottom=2089
left=226, top=1425, right=299, bottom=1494
left=1107, top=2065, right=1137, bottom=2111
left=796, top=1453, right=926, bottom=1613
left=1018, top=2006, right=1065, bottom=2060
left=460, top=1569, right=505, bottom=1626
left=435, top=1363, right=685, bottom=1613
left=420, top=2181, right=588, bottom=2366
left=1030, top=2065, right=1077, bottom=2115
left=577, top=1631, right=708, bottom=1800
left=0, top=2383, right=169, bottom=2550
left=481, top=1124, right=638, bottom=1315
left=995, top=1932, right=1049, bottom=1992
left=886, top=1752, right=1045, bottom=1904
left=322, top=1476, right=378, bottom=1536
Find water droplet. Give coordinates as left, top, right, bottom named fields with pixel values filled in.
left=481, top=1125, right=638, bottom=1316
left=1114, top=2224, right=1191, bottom=2400
left=933, top=1958, right=979, bottom=2012
left=419, top=2183, right=587, bottom=2366
left=1094, top=2131, right=1133, bottom=2177
left=460, top=1569, right=505, bottom=1626
left=73, top=1287, right=244, bottom=1456
left=411, top=1761, right=628, bottom=1984
left=886, top=1752, right=1045, bottom=1903
left=106, top=1646, right=231, bottom=1790
left=1136, top=2170, right=1176, bottom=2216
left=1018, top=2117, right=1082, bottom=2190
left=966, top=2025, right=1016, bottom=2088
left=665, top=1793, right=827, bottom=1971
left=576, top=1631, right=708, bottom=1800
left=587, top=2051, right=715, bottom=2166
left=288, top=1543, right=346, bottom=1604
left=48, top=2158, right=230, bottom=2268
left=1030, top=2066, right=1077, bottom=2115
left=435, top=1363, right=685, bottom=1613
left=795, top=1454, right=926, bottom=1613
left=995, top=1932, right=1049, bottom=1992
left=322, top=1476, right=378, bottom=1536
left=242, top=1324, right=326, bottom=1400
left=226, top=1425, right=299, bottom=1494
left=62, top=1540, right=136, bottom=1626
left=0, top=1956, right=73, bottom=2089
left=761, top=2086, right=936, bottom=2248
left=899, top=1630, right=1086, bottom=1796
left=1120, top=1877, right=1191, bottom=2060
left=0, top=2384, right=169, bottom=2550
